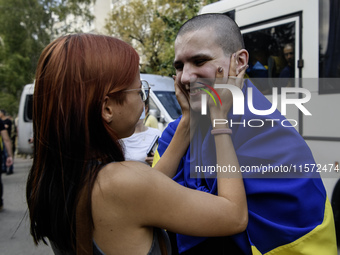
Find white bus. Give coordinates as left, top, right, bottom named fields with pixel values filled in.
left=200, top=0, right=340, bottom=244
left=17, top=83, right=34, bottom=155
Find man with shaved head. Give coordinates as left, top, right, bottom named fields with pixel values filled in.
left=154, top=13, right=336, bottom=255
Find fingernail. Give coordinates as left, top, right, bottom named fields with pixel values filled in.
left=241, top=64, right=249, bottom=71
left=218, top=67, right=223, bottom=73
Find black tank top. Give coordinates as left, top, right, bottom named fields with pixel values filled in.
left=51, top=228, right=171, bottom=255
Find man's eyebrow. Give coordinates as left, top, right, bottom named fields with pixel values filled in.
left=173, top=54, right=213, bottom=67
left=190, top=54, right=212, bottom=60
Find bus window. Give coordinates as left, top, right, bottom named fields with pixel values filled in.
left=242, top=21, right=296, bottom=95
left=24, top=95, right=33, bottom=122
left=319, top=0, right=340, bottom=94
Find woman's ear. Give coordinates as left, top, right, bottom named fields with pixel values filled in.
left=102, top=96, right=114, bottom=123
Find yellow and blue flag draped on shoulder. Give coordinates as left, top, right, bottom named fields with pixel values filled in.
left=153, top=80, right=337, bottom=254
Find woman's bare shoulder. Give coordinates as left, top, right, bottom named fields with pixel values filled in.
left=93, top=161, right=156, bottom=199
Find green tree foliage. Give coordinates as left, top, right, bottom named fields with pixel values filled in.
left=105, top=0, right=216, bottom=76
left=0, top=0, right=95, bottom=116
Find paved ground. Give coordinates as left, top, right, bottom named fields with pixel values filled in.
left=1, top=157, right=339, bottom=255
left=0, top=157, right=53, bottom=255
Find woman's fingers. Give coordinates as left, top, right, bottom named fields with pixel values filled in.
left=173, top=75, right=190, bottom=114
left=216, top=66, right=224, bottom=79
left=209, top=59, right=248, bottom=116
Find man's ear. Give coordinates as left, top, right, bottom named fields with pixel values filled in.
left=229, top=49, right=249, bottom=76
left=102, top=96, right=114, bottom=123
left=235, top=49, right=249, bottom=75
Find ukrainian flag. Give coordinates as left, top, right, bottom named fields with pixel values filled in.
left=153, top=80, right=337, bottom=254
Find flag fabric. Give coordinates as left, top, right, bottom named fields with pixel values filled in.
left=153, top=79, right=337, bottom=254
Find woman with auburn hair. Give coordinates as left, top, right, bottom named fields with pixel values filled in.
left=26, top=33, right=248, bottom=255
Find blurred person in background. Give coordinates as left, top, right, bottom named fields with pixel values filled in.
left=143, top=98, right=159, bottom=129
left=0, top=109, right=14, bottom=175
left=122, top=105, right=162, bottom=166
left=279, top=43, right=295, bottom=79
left=0, top=118, right=14, bottom=210
left=279, top=43, right=295, bottom=89
left=12, top=116, right=18, bottom=157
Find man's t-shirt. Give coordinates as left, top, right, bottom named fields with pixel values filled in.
left=2, top=119, right=12, bottom=137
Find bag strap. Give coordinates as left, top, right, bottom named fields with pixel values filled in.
left=157, top=229, right=168, bottom=255
left=76, top=186, right=93, bottom=255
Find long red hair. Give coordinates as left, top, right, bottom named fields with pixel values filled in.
left=26, top=34, right=139, bottom=252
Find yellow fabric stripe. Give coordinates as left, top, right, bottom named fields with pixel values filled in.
left=251, top=198, right=337, bottom=255
left=151, top=150, right=161, bottom=168
left=251, top=246, right=262, bottom=255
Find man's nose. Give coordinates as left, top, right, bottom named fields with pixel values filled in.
left=180, top=65, right=196, bottom=85
left=287, top=53, right=294, bottom=58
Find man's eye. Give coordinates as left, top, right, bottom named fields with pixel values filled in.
left=174, top=64, right=183, bottom=71
left=195, top=59, right=207, bottom=66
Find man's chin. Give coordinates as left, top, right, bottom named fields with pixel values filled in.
left=190, top=101, right=202, bottom=113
